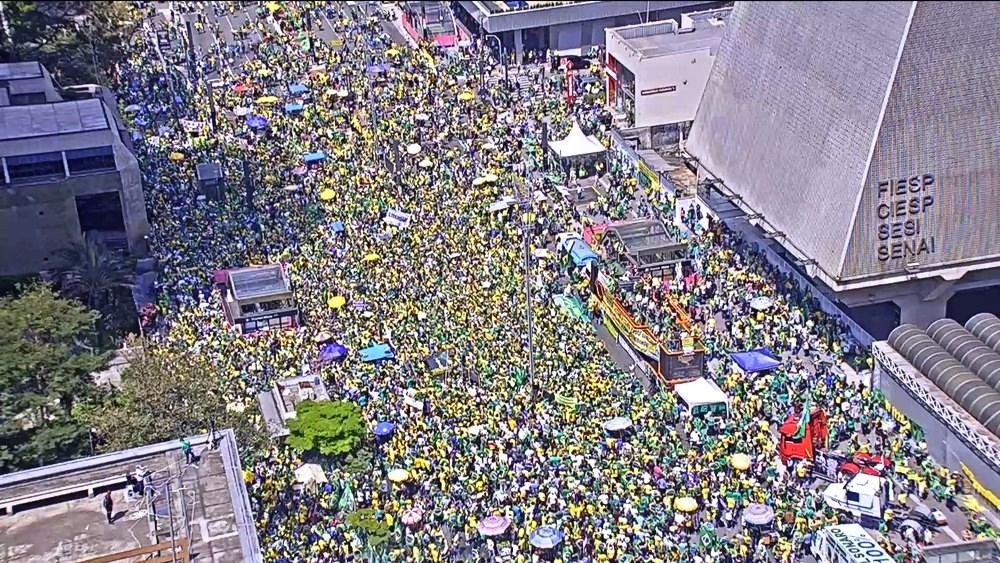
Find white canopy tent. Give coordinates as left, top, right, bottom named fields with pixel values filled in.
left=674, top=377, right=729, bottom=416
left=548, top=122, right=606, bottom=159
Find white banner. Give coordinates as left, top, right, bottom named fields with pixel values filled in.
left=383, top=209, right=413, bottom=229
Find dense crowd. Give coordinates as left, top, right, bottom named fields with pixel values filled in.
left=112, top=1, right=995, bottom=561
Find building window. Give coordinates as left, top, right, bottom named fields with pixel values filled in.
left=66, top=146, right=116, bottom=175
left=9, top=92, right=46, bottom=106
left=5, top=152, right=65, bottom=184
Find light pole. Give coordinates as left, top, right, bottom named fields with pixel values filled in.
left=484, top=34, right=508, bottom=85
left=517, top=179, right=536, bottom=399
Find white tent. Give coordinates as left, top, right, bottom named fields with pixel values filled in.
left=294, top=463, right=328, bottom=485
left=548, top=122, right=606, bottom=158
left=674, top=377, right=729, bottom=415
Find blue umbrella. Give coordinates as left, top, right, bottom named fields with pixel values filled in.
left=288, top=83, right=309, bottom=95
left=529, top=526, right=564, bottom=549
left=320, top=342, right=347, bottom=361
left=247, top=114, right=268, bottom=129
left=373, top=422, right=395, bottom=437
left=331, top=220, right=345, bottom=233
left=366, top=64, right=387, bottom=74
left=304, top=151, right=327, bottom=164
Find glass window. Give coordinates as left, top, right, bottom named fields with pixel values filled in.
left=6, top=152, right=65, bottom=184
left=66, top=146, right=116, bottom=175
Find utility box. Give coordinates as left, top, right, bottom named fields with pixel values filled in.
left=196, top=162, right=225, bottom=202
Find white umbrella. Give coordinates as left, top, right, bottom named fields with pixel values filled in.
left=406, top=143, right=422, bottom=155
left=418, top=158, right=433, bottom=168
left=602, top=417, right=633, bottom=432
left=750, top=296, right=774, bottom=311
left=415, top=113, right=429, bottom=121
left=234, top=106, right=251, bottom=117
left=123, top=104, right=142, bottom=113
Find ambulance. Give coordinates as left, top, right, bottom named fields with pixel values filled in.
left=811, top=524, right=893, bottom=563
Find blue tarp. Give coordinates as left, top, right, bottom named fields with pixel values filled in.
left=304, top=151, right=327, bottom=163
left=366, top=64, right=389, bottom=74
left=288, top=83, right=308, bottom=95
left=731, top=348, right=781, bottom=373
left=558, top=237, right=598, bottom=267
left=284, top=103, right=304, bottom=113
left=331, top=221, right=345, bottom=233
left=359, top=343, right=395, bottom=362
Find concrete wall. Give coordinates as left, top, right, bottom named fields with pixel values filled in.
left=0, top=167, right=146, bottom=276
left=876, top=362, right=1000, bottom=493
left=631, top=48, right=715, bottom=127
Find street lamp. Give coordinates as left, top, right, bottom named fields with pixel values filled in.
left=483, top=34, right=509, bottom=85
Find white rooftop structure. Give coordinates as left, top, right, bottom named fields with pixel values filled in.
left=0, top=99, right=110, bottom=141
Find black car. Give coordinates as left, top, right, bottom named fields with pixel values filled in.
left=906, top=505, right=947, bottom=528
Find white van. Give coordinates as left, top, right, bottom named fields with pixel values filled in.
left=811, top=524, right=893, bottom=563
left=822, top=473, right=893, bottom=519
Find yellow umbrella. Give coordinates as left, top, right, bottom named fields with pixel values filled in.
left=386, top=48, right=401, bottom=56
left=257, top=68, right=273, bottom=77
left=319, top=188, right=336, bottom=201
left=730, top=453, right=751, bottom=471
left=327, top=295, right=347, bottom=310
left=674, top=497, right=698, bottom=513
left=168, top=152, right=185, bottom=161
left=257, top=95, right=279, bottom=104
left=363, top=253, right=381, bottom=262
left=458, top=90, right=475, bottom=102
left=388, top=469, right=410, bottom=483
left=265, top=2, right=282, bottom=12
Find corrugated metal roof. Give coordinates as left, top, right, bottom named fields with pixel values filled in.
left=0, top=99, right=109, bottom=141
left=889, top=323, right=1000, bottom=436
left=928, top=319, right=1000, bottom=393
left=967, top=313, right=1000, bottom=354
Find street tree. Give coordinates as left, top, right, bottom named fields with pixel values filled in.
left=0, top=285, right=107, bottom=473
left=90, top=337, right=267, bottom=454
left=286, top=400, right=365, bottom=457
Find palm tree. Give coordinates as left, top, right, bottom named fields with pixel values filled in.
left=52, top=232, right=134, bottom=312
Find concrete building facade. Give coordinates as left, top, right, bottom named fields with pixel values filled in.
left=453, top=1, right=725, bottom=63
left=685, top=1, right=1000, bottom=331
left=606, top=7, right=730, bottom=140
left=0, top=63, right=147, bottom=276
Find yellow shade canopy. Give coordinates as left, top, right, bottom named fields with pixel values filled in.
left=168, top=152, right=185, bottom=161
left=265, top=2, right=282, bottom=12
left=319, top=188, right=336, bottom=201
left=484, top=173, right=499, bottom=183
left=458, top=90, right=475, bottom=102
left=388, top=468, right=410, bottom=483
left=674, top=497, right=698, bottom=513
left=256, top=95, right=279, bottom=104
left=327, top=296, right=347, bottom=310
left=730, top=453, right=751, bottom=471
left=386, top=48, right=401, bottom=56
left=363, top=253, right=381, bottom=262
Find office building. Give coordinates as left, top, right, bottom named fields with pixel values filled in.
left=606, top=7, right=731, bottom=143
left=686, top=1, right=1000, bottom=331
left=0, top=62, right=148, bottom=276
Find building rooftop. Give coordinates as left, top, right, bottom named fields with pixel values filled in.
left=484, top=0, right=581, bottom=13
left=0, top=98, right=110, bottom=142
left=0, top=431, right=260, bottom=563
left=0, top=62, right=44, bottom=81
left=228, top=264, right=292, bottom=301
left=610, top=7, right=731, bottom=59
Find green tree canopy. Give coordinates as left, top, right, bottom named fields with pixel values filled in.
left=0, top=1, right=140, bottom=85
left=0, top=285, right=107, bottom=473
left=89, top=337, right=267, bottom=454
left=286, top=400, right=365, bottom=457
